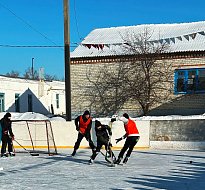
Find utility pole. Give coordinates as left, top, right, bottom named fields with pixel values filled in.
left=31, top=58, right=34, bottom=79
left=64, top=0, right=71, bottom=121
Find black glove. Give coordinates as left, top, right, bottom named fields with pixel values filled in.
left=115, top=137, right=122, bottom=144
left=108, top=142, right=112, bottom=147
left=111, top=118, right=116, bottom=122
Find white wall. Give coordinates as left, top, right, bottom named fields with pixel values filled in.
left=11, top=120, right=150, bottom=150
left=0, top=76, right=65, bottom=115
left=8, top=118, right=205, bottom=151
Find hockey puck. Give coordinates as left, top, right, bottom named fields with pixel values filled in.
left=189, top=161, right=193, bottom=164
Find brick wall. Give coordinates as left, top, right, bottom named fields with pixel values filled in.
left=150, top=119, right=205, bottom=141
left=71, top=55, right=205, bottom=116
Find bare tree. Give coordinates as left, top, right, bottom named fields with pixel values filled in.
left=84, top=28, right=173, bottom=116
left=120, top=28, right=173, bottom=115
left=6, top=70, right=20, bottom=78
left=85, top=63, right=130, bottom=117
left=4, top=68, right=62, bottom=81
left=44, top=74, right=59, bottom=81
left=23, top=67, right=39, bottom=80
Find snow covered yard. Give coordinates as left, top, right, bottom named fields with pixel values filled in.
left=0, top=149, right=205, bottom=190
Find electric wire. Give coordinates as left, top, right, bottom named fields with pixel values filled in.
left=0, top=44, right=78, bottom=48
left=0, top=2, right=60, bottom=47
left=0, top=1, right=80, bottom=49
left=73, top=0, right=83, bottom=41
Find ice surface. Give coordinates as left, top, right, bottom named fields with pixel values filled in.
left=0, top=149, right=204, bottom=190
left=0, top=112, right=205, bottom=189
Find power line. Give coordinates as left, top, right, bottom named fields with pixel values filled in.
left=0, top=2, right=81, bottom=50
left=0, top=44, right=77, bottom=48
left=73, top=0, right=83, bottom=41
left=0, top=2, right=60, bottom=47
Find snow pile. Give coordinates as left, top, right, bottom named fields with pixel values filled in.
left=136, top=114, right=205, bottom=120
left=0, top=112, right=66, bottom=121
left=0, top=112, right=205, bottom=122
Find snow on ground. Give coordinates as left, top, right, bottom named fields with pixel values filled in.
left=0, top=112, right=66, bottom=121
left=137, top=114, right=205, bottom=120
left=1, top=111, right=205, bottom=122
left=0, top=149, right=205, bottom=190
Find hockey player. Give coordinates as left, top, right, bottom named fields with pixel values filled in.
left=89, top=120, right=115, bottom=164
left=1, top=113, right=15, bottom=157
left=71, top=110, right=96, bottom=156
left=114, top=113, right=140, bottom=164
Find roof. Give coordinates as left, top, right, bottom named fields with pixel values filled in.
left=71, top=21, right=205, bottom=58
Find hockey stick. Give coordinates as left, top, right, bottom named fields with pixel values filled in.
left=13, top=139, right=39, bottom=156
left=104, top=127, right=116, bottom=165
left=100, top=147, right=116, bottom=164
left=11, top=139, right=16, bottom=156
left=106, top=141, right=116, bottom=164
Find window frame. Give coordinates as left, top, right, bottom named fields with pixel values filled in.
left=0, top=93, right=5, bottom=112
left=28, top=94, right=33, bottom=112
left=174, top=68, right=205, bottom=94
left=56, top=94, right=59, bottom=109
left=15, top=93, right=20, bottom=112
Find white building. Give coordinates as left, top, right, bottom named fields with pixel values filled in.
left=0, top=75, right=65, bottom=115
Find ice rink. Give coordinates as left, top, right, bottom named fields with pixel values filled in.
left=0, top=149, right=205, bottom=190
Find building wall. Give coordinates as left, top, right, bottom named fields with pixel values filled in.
left=71, top=62, right=142, bottom=116
left=149, top=119, right=205, bottom=150
left=150, top=120, right=205, bottom=141
left=172, top=57, right=205, bottom=69
left=0, top=76, right=65, bottom=115
left=71, top=55, right=205, bottom=116
left=149, top=56, right=205, bottom=115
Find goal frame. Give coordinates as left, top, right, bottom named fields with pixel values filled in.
left=11, top=119, right=57, bottom=156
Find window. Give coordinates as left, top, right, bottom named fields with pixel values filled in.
left=198, top=70, right=205, bottom=91
left=187, top=70, right=196, bottom=91
left=174, top=68, right=205, bottom=94
left=56, top=94, right=59, bottom=109
left=15, top=93, right=20, bottom=112
left=0, top=93, right=5, bottom=112
left=28, top=94, right=33, bottom=112
left=176, top=71, right=185, bottom=92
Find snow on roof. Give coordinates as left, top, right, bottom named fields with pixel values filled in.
left=71, top=21, right=205, bottom=58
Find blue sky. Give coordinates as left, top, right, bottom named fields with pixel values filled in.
left=0, top=0, right=205, bottom=79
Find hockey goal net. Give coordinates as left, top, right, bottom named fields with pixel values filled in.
left=12, top=120, right=57, bottom=155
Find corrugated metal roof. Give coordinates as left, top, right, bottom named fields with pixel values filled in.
left=71, top=21, right=205, bottom=58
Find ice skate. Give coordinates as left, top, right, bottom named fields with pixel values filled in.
left=9, top=152, right=15, bottom=157
left=71, top=150, right=76, bottom=157
left=123, top=156, right=129, bottom=164
left=88, top=159, right=94, bottom=165
left=114, top=157, right=122, bottom=165
left=1, top=153, right=8, bottom=158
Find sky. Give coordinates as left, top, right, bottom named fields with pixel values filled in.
left=0, top=0, right=205, bottom=79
